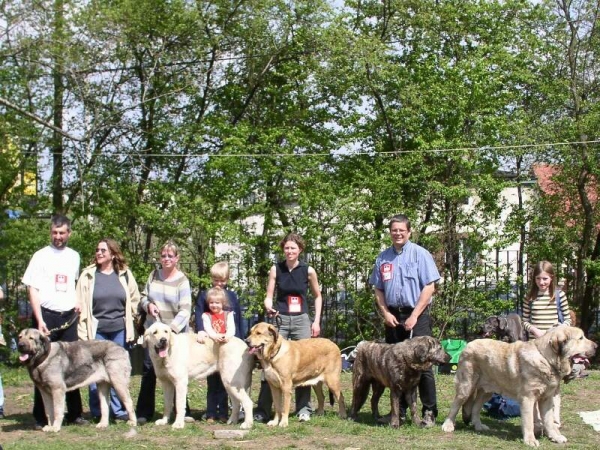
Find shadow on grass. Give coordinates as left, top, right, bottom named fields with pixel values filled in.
left=449, top=415, right=523, bottom=441
left=0, top=412, right=39, bottom=432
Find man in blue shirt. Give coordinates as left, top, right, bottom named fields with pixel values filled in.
left=370, top=214, right=440, bottom=427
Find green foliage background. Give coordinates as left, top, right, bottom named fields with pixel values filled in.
left=2, top=0, right=600, bottom=345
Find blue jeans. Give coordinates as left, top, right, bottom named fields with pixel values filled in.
left=89, top=329, right=128, bottom=418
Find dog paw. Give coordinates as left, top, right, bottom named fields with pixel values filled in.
left=267, top=419, right=279, bottom=427
left=96, top=422, right=109, bottom=429
left=42, top=425, right=59, bottom=433
left=473, top=423, right=490, bottom=432
left=277, top=420, right=289, bottom=428
left=127, top=419, right=137, bottom=427
left=240, top=421, right=253, bottom=430
left=155, top=418, right=168, bottom=426
left=171, top=421, right=185, bottom=429
left=523, top=436, right=540, bottom=447
left=441, top=420, right=455, bottom=433
left=549, top=434, right=567, bottom=444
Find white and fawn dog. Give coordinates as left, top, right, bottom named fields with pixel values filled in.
left=441, top=326, right=596, bottom=447
left=143, top=322, right=255, bottom=429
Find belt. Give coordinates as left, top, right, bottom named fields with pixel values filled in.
left=41, top=306, right=75, bottom=317
left=388, top=306, right=430, bottom=315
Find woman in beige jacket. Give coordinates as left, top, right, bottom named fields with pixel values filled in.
left=76, top=238, right=140, bottom=420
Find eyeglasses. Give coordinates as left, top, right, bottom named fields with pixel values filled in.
left=95, top=248, right=108, bottom=254
left=161, top=254, right=177, bottom=259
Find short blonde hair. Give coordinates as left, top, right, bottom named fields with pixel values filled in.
left=206, top=287, right=229, bottom=309
left=210, top=261, right=230, bottom=281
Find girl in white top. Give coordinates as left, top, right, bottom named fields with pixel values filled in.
left=198, top=287, right=235, bottom=343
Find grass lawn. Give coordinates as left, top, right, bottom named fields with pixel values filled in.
left=0, top=360, right=599, bottom=449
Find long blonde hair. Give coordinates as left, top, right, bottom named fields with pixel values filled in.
left=526, top=261, right=556, bottom=302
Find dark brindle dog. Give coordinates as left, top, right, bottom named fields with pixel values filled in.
left=349, top=336, right=449, bottom=428
left=481, top=313, right=526, bottom=343
left=18, top=328, right=137, bottom=432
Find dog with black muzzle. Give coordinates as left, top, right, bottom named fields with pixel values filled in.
left=246, top=322, right=346, bottom=427
left=349, top=337, right=450, bottom=428
left=18, top=328, right=137, bottom=432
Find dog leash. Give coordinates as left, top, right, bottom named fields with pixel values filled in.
left=47, top=311, right=80, bottom=334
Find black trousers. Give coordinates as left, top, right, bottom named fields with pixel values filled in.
left=32, top=307, right=83, bottom=424
left=384, top=307, right=438, bottom=417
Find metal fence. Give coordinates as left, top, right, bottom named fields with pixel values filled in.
left=2, top=255, right=599, bottom=350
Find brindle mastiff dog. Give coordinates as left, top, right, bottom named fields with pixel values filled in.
left=246, top=322, right=347, bottom=427
left=442, top=326, right=597, bottom=447
left=349, top=336, right=450, bottom=428
left=17, top=328, right=137, bottom=432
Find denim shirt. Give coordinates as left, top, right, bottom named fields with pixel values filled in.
left=369, top=241, right=440, bottom=308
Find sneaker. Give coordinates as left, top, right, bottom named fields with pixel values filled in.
left=184, top=416, right=196, bottom=423
left=114, top=414, right=129, bottom=421
left=0, top=411, right=5, bottom=420
left=298, top=413, right=311, bottom=422
left=137, top=417, right=148, bottom=425
left=206, top=417, right=215, bottom=424
left=71, top=417, right=89, bottom=426
left=422, top=410, right=436, bottom=428
left=35, top=422, right=46, bottom=431
left=253, top=412, right=268, bottom=423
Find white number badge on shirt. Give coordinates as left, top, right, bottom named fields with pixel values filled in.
left=55, top=274, right=68, bottom=292
left=381, top=263, right=393, bottom=282
left=287, top=295, right=302, bottom=313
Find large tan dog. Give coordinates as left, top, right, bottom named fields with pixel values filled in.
left=246, top=322, right=347, bottom=427
left=442, top=326, right=597, bottom=447
left=143, top=322, right=255, bottom=429
left=17, top=328, right=137, bottom=432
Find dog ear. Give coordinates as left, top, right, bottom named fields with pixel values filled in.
left=268, top=324, right=279, bottom=342
left=549, top=328, right=568, bottom=355
left=40, top=332, right=51, bottom=354
left=142, top=328, right=150, bottom=348
left=169, top=327, right=175, bottom=351
left=495, top=317, right=503, bottom=330
left=413, top=339, right=431, bottom=362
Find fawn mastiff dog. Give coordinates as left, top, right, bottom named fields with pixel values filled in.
left=17, top=328, right=137, bottom=432
left=144, top=322, right=255, bottom=429
left=246, top=322, right=347, bottom=427
left=442, top=326, right=597, bottom=447
left=350, top=337, right=450, bottom=427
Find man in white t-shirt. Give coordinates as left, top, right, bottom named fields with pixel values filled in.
left=22, top=214, right=87, bottom=429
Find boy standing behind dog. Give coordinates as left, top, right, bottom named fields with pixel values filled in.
left=195, top=262, right=242, bottom=423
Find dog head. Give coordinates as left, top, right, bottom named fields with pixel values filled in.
left=412, top=336, right=451, bottom=368
left=143, top=321, right=175, bottom=358
left=246, top=322, right=281, bottom=360
left=17, top=328, right=51, bottom=366
left=538, top=326, right=597, bottom=377
left=481, top=316, right=505, bottom=338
